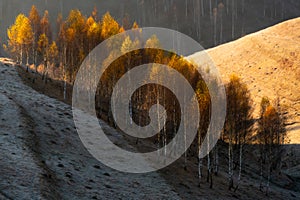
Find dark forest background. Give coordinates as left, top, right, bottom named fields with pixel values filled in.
left=0, top=0, right=300, bottom=56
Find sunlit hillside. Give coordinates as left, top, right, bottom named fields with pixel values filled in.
left=190, top=17, right=300, bottom=143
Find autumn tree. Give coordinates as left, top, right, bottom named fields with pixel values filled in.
left=101, top=12, right=120, bottom=40
left=29, top=5, right=41, bottom=65
left=40, top=10, right=52, bottom=43
left=55, top=14, right=68, bottom=98
left=195, top=77, right=211, bottom=187
left=37, top=33, right=49, bottom=80
left=132, top=21, right=139, bottom=29
left=47, top=41, right=59, bottom=79
left=6, top=18, right=19, bottom=61
left=65, top=9, right=87, bottom=81
left=144, top=35, right=163, bottom=64
left=48, top=41, right=58, bottom=66
left=86, top=16, right=101, bottom=52
left=224, top=74, right=253, bottom=191
left=20, top=18, right=34, bottom=66
left=7, top=14, right=33, bottom=66
left=56, top=13, right=65, bottom=67
left=257, top=97, right=287, bottom=195
left=85, top=15, right=101, bottom=106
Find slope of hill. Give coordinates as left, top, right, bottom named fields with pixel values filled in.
left=0, top=59, right=181, bottom=199
left=189, top=17, right=300, bottom=144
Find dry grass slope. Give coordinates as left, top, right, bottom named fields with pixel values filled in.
left=190, top=17, right=300, bottom=144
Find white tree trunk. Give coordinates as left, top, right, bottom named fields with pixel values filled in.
left=20, top=46, right=23, bottom=65
left=235, top=143, right=243, bottom=192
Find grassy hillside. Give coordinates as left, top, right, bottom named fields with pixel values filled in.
left=189, top=17, right=300, bottom=143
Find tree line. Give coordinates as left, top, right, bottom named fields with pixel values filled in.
left=223, top=75, right=287, bottom=195
left=4, top=5, right=138, bottom=84
left=96, top=45, right=288, bottom=195
left=4, top=5, right=288, bottom=196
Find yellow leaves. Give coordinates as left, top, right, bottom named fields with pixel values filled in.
left=8, top=14, right=33, bottom=46
left=85, top=16, right=101, bottom=49
left=66, top=28, right=75, bottom=43
left=258, top=97, right=286, bottom=145
left=260, top=97, right=280, bottom=128
left=38, top=35, right=58, bottom=65
left=86, top=16, right=95, bottom=27
left=225, top=74, right=253, bottom=137
left=86, top=19, right=101, bottom=40
left=121, top=36, right=133, bottom=54
left=196, top=80, right=209, bottom=97
left=145, top=35, right=160, bottom=49
left=132, top=38, right=141, bottom=50
left=196, top=80, right=210, bottom=115
left=144, top=35, right=164, bottom=63
left=49, top=41, right=58, bottom=58
left=67, top=9, right=86, bottom=31
left=40, top=10, right=51, bottom=39
left=264, top=105, right=277, bottom=119
left=17, top=14, right=33, bottom=45
left=227, top=74, right=249, bottom=103
left=119, top=26, right=125, bottom=33
left=132, top=21, right=139, bottom=29
left=29, top=5, right=40, bottom=28
left=229, top=73, right=240, bottom=83
left=260, top=96, right=270, bottom=115
left=7, top=22, right=18, bottom=46
left=101, top=12, right=120, bottom=40
left=20, top=22, right=34, bottom=46
left=37, top=33, right=48, bottom=54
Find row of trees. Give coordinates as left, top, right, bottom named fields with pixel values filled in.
left=96, top=40, right=288, bottom=195
left=5, top=7, right=55, bottom=71
left=217, top=75, right=287, bottom=195
left=5, top=6, right=138, bottom=84
left=5, top=5, right=288, bottom=196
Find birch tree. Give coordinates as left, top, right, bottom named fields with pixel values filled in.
left=29, top=5, right=41, bottom=66
left=37, top=33, right=49, bottom=80
left=224, top=74, right=253, bottom=191
left=257, top=97, right=287, bottom=196
left=40, top=10, right=52, bottom=44
left=7, top=14, right=33, bottom=66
